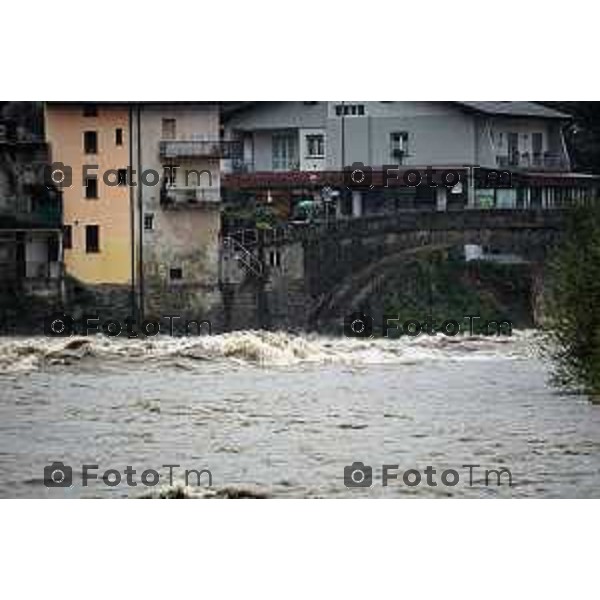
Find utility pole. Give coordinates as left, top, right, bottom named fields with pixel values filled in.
left=136, top=104, right=144, bottom=323
left=128, top=104, right=137, bottom=322
left=340, top=100, right=346, bottom=170
left=340, top=101, right=347, bottom=218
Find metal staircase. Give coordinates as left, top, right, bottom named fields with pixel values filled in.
left=221, top=236, right=263, bottom=280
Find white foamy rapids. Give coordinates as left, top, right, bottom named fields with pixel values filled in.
left=0, top=330, right=540, bottom=374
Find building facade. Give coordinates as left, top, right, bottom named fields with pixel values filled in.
left=45, top=103, right=131, bottom=285
left=39, top=101, right=600, bottom=329
left=132, top=103, right=236, bottom=318
left=223, top=101, right=598, bottom=218
left=45, top=102, right=234, bottom=321
left=0, top=103, right=62, bottom=301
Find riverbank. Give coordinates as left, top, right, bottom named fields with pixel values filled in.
left=1, top=258, right=541, bottom=336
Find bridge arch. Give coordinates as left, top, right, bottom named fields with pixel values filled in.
left=222, top=209, right=569, bottom=331
left=309, top=243, right=455, bottom=327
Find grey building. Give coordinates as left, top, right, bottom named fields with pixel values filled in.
left=0, top=103, right=62, bottom=299
left=223, top=101, right=598, bottom=216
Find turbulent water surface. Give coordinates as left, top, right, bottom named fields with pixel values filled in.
left=0, top=331, right=599, bottom=498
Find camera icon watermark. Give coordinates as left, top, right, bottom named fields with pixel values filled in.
left=343, top=162, right=373, bottom=190
left=44, top=313, right=74, bottom=337
left=344, top=462, right=373, bottom=488
left=344, top=312, right=374, bottom=338
left=44, top=162, right=72, bottom=190
left=44, top=461, right=73, bottom=488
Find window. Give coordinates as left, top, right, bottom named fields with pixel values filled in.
left=83, top=131, right=97, bottom=154
left=115, top=128, right=123, bottom=146
left=390, top=132, right=409, bottom=160
left=85, top=177, right=98, bottom=199
left=48, top=236, right=59, bottom=262
left=272, top=132, right=299, bottom=170
left=85, top=225, right=100, bottom=253
left=162, top=118, right=176, bottom=140
left=306, top=134, right=325, bottom=158
left=508, top=132, right=519, bottom=165
left=334, top=103, right=365, bottom=117
left=269, top=250, right=281, bottom=267
left=169, top=267, right=183, bottom=280
left=117, top=169, right=128, bottom=186
left=63, top=225, right=72, bottom=249
left=163, top=165, right=178, bottom=186
left=532, top=132, right=543, bottom=157
left=83, top=104, right=98, bottom=117
left=144, top=213, right=154, bottom=231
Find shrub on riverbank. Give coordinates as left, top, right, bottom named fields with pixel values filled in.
left=545, top=205, right=600, bottom=394
left=378, top=254, right=533, bottom=333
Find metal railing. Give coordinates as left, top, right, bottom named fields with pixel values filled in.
left=225, top=226, right=297, bottom=248
left=221, top=236, right=263, bottom=278
left=0, top=119, right=45, bottom=145
left=224, top=208, right=573, bottom=249
left=159, top=140, right=242, bottom=159
left=0, top=197, right=62, bottom=228
left=496, top=153, right=569, bottom=170
left=160, top=186, right=221, bottom=208
left=0, top=260, right=61, bottom=280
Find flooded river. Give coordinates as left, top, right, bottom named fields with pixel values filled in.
left=0, top=331, right=599, bottom=498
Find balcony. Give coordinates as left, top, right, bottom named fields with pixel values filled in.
left=496, top=152, right=569, bottom=171
left=159, top=140, right=242, bottom=160
left=0, top=119, right=45, bottom=146
left=160, top=186, right=220, bottom=209
left=0, top=191, right=62, bottom=230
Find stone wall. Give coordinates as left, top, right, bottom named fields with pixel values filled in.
left=218, top=210, right=567, bottom=332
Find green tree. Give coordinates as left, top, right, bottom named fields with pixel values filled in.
left=541, top=102, right=600, bottom=173
left=545, top=205, right=600, bottom=394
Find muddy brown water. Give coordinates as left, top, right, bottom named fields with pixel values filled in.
left=0, top=331, right=599, bottom=498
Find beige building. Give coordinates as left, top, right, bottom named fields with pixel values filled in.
left=133, top=104, right=227, bottom=317
left=45, top=103, right=132, bottom=285
left=45, top=102, right=236, bottom=320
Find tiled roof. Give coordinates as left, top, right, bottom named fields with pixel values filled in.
left=456, top=101, right=570, bottom=119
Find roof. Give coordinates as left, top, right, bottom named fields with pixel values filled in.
left=456, top=101, right=570, bottom=119
left=224, top=101, right=571, bottom=120
left=44, top=100, right=570, bottom=119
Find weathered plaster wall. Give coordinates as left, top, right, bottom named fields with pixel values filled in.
left=45, top=103, right=132, bottom=284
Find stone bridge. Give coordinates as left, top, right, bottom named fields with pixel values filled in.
left=220, top=209, right=570, bottom=330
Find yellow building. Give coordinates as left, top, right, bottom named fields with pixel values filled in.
left=45, top=103, right=132, bottom=285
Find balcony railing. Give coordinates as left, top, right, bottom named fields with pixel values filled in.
left=230, top=159, right=255, bottom=173
left=0, top=194, right=62, bottom=229
left=159, top=140, right=242, bottom=159
left=0, top=119, right=45, bottom=145
left=160, top=186, right=220, bottom=209
left=496, top=152, right=569, bottom=171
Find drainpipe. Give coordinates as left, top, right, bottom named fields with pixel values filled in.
left=468, top=169, right=476, bottom=209
left=340, top=101, right=347, bottom=217
left=340, top=100, right=346, bottom=170
left=559, top=123, right=571, bottom=171
left=128, top=104, right=136, bottom=321
left=136, top=104, right=144, bottom=322
left=58, top=221, right=65, bottom=305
